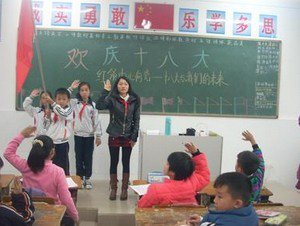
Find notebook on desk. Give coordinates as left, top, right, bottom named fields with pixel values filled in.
left=130, top=184, right=150, bottom=196
left=66, top=177, right=78, bottom=188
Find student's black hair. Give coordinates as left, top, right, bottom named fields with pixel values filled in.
left=214, top=172, right=252, bottom=206
left=237, top=151, right=260, bottom=176
left=55, top=88, right=70, bottom=99
left=27, top=135, right=54, bottom=174
left=167, top=152, right=195, bottom=180
left=40, top=90, right=53, bottom=110
left=76, top=82, right=93, bottom=106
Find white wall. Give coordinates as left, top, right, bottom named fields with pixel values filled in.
left=0, top=0, right=299, bottom=189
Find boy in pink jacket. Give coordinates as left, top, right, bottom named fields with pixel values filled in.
left=138, top=142, right=210, bottom=207
left=4, top=126, right=79, bottom=225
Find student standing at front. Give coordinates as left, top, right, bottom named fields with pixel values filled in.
left=45, top=88, right=73, bottom=176
left=68, top=80, right=102, bottom=189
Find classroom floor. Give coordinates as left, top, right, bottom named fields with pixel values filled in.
left=77, top=180, right=300, bottom=226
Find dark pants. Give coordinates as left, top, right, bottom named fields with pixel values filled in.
left=74, top=136, right=94, bottom=179
left=109, top=146, right=132, bottom=174
left=53, top=142, right=70, bottom=176
left=61, top=214, right=74, bottom=226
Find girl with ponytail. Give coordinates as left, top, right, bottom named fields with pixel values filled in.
left=4, top=126, right=79, bottom=225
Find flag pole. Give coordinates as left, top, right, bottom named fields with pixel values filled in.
left=29, top=0, right=47, bottom=93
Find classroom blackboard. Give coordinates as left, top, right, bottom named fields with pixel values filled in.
left=16, top=29, right=281, bottom=118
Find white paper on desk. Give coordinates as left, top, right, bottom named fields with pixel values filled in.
left=129, top=184, right=150, bottom=196
left=66, top=178, right=78, bottom=188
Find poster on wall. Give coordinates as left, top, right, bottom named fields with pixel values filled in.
left=80, top=3, right=100, bottom=28
left=259, top=14, right=277, bottom=38
left=108, top=4, right=129, bottom=29
left=206, top=10, right=226, bottom=34
left=179, top=8, right=198, bottom=33
left=32, top=1, right=43, bottom=26
left=51, top=2, right=72, bottom=26
left=233, top=12, right=251, bottom=36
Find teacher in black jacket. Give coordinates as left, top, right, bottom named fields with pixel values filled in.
left=96, top=76, right=140, bottom=201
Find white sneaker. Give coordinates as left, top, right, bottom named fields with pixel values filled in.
left=85, top=180, right=93, bottom=190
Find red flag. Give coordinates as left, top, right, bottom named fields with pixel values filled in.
left=134, top=3, right=174, bottom=30
left=16, top=0, right=35, bottom=94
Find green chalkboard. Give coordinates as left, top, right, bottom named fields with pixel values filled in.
left=17, top=29, right=281, bottom=118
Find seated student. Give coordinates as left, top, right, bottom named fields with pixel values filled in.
left=0, top=177, right=35, bottom=226
left=3, top=126, right=79, bottom=225
left=188, top=172, right=258, bottom=226
left=138, top=142, right=210, bottom=208
left=236, top=130, right=265, bottom=202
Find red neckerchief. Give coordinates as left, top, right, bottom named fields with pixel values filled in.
left=53, top=113, right=58, bottom=123
left=79, top=102, right=88, bottom=121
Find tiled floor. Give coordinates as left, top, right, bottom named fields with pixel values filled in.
left=264, top=181, right=300, bottom=207
left=77, top=180, right=138, bottom=214
left=77, top=180, right=300, bottom=226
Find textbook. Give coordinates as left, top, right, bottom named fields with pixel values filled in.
left=256, top=209, right=280, bottom=219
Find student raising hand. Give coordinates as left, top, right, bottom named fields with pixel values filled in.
left=104, top=80, right=111, bottom=91
left=184, top=142, right=198, bottom=154
left=21, top=126, right=36, bottom=138
left=70, top=80, right=80, bottom=90
left=242, top=130, right=257, bottom=146
left=30, top=89, right=40, bottom=98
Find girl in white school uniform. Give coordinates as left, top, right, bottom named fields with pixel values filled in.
left=23, top=89, right=52, bottom=136
left=68, top=80, right=102, bottom=189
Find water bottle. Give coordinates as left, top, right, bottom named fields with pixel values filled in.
left=165, top=117, right=171, bottom=136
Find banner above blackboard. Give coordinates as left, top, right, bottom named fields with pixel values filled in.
left=17, top=29, right=281, bottom=118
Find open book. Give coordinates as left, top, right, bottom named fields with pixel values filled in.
left=129, top=184, right=150, bottom=196
left=66, top=177, right=78, bottom=188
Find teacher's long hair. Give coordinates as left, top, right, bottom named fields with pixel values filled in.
left=111, top=76, right=140, bottom=101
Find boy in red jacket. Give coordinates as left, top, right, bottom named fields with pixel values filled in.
left=138, top=142, right=210, bottom=207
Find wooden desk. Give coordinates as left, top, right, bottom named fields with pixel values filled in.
left=0, top=174, right=15, bottom=196
left=68, top=175, right=82, bottom=205
left=197, top=182, right=273, bottom=205
left=34, top=202, right=66, bottom=226
left=135, top=206, right=300, bottom=226
left=136, top=206, right=206, bottom=226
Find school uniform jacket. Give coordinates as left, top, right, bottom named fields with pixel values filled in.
left=138, top=152, right=210, bottom=208
left=46, top=102, right=73, bottom=144
left=70, top=98, right=102, bottom=138
left=0, top=190, right=35, bottom=226
left=3, top=134, right=79, bottom=221
left=23, top=96, right=51, bottom=136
